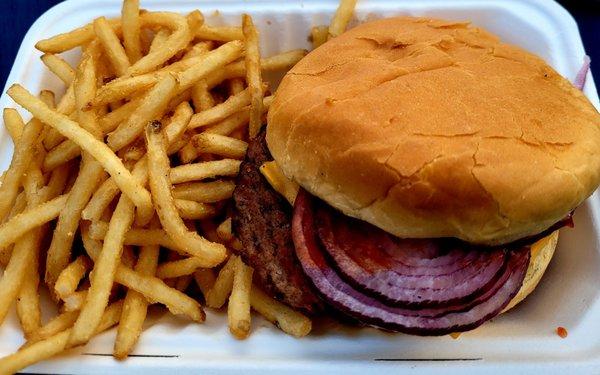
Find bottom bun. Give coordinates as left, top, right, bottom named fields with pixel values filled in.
left=502, top=231, right=559, bottom=313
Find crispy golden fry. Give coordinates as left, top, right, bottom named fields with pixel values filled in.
left=183, top=41, right=213, bottom=60
left=63, top=290, right=88, bottom=312
left=194, top=25, right=244, bottom=41
left=328, top=0, right=357, bottom=39
left=157, top=256, right=211, bottom=279
left=54, top=256, right=91, bottom=300
left=242, top=14, right=263, bottom=138
left=0, top=194, right=67, bottom=250
left=95, top=16, right=131, bottom=76
left=0, top=119, right=43, bottom=221
left=193, top=268, right=216, bottom=297
left=116, top=265, right=205, bottom=321
left=259, top=161, right=299, bottom=205
left=189, top=87, right=252, bottom=129
left=311, top=25, right=329, bottom=48
left=0, top=301, right=124, bottom=374
left=177, top=40, right=244, bottom=91
left=191, top=133, right=248, bottom=159
left=191, top=80, right=213, bottom=112
left=16, top=255, right=42, bottom=339
left=121, top=0, right=143, bottom=62
left=0, top=193, right=26, bottom=267
left=170, top=159, right=241, bottom=183
left=8, top=84, right=153, bottom=215
left=68, top=195, right=135, bottom=346
left=2, top=108, right=25, bottom=143
left=41, top=54, right=76, bottom=85
left=107, top=73, right=177, bottom=151
left=205, top=255, right=237, bottom=309
left=146, top=121, right=226, bottom=266
left=172, top=180, right=236, bottom=202
left=25, top=310, right=79, bottom=345
left=89, top=221, right=189, bottom=254
left=129, top=12, right=192, bottom=75
left=228, top=256, right=253, bottom=339
left=250, top=287, right=312, bottom=337
left=149, top=28, right=170, bottom=53
left=114, top=240, right=160, bottom=359
left=216, top=217, right=234, bottom=242
left=94, top=74, right=157, bottom=106
left=35, top=19, right=121, bottom=53
left=174, top=199, right=217, bottom=220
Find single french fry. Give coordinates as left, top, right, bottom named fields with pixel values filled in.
left=121, top=0, right=143, bottom=63
left=194, top=25, right=244, bottom=41
left=193, top=268, right=216, bottom=297
left=183, top=41, right=213, bottom=60
left=16, top=256, right=42, bottom=339
left=89, top=221, right=189, bottom=254
left=8, top=84, right=153, bottom=218
left=107, top=73, right=177, bottom=151
left=63, top=290, right=88, bottom=312
left=128, top=12, right=192, bottom=75
left=114, top=240, right=160, bottom=359
left=177, top=40, right=244, bottom=91
left=68, top=195, right=135, bottom=346
left=148, top=28, right=170, bottom=54
left=146, top=121, right=226, bottom=266
left=250, top=287, right=312, bottom=337
left=328, top=0, right=358, bottom=39
left=26, top=310, right=79, bottom=345
left=170, top=159, right=241, bottom=184
left=0, top=118, right=44, bottom=221
left=216, top=218, right=234, bottom=242
left=94, top=74, right=157, bottom=106
left=0, top=193, right=26, bottom=267
left=189, top=87, right=252, bottom=129
left=191, top=79, right=213, bottom=112
left=172, top=180, right=236, bottom=202
left=191, top=133, right=248, bottom=159
left=54, top=256, right=91, bottom=300
left=242, top=14, right=263, bottom=138
left=228, top=256, right=253, bottom=339
left=94, top=16, right=131, bottom=76
left=174, top=199, right=217, bottom=220
left=311, top=25, right=329, bottom=48
left=157, top=257, right=210, bottom=279
left=2, top=108, right=25, bottom=143
left=0, top=194, right=67, bottom=250
left=205, top=255, right=237, bottom=309
left=41, top=54, right=76, bottom=85
left=0, top=301, right=123, bottom=374
left=35, top=19, right=121, bottom=53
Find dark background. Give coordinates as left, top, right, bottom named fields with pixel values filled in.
left=0, top=0, right=598, bottom=89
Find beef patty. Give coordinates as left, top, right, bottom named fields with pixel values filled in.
left=232, top=131, right=324, bottom=314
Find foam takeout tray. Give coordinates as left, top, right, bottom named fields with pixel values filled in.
left=0, top=0, right=599, bottom=373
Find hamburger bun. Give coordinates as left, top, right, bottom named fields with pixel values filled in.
left=267, top=17, right=600, bottom=245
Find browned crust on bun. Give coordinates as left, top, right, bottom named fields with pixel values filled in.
left=267, top=17, right=600, bottom=245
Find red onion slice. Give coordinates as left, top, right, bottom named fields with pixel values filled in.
left=314, top=197, right=507, bottom=307
left=293, top=190, right=530, bottom=335
left=574, top=55, right=591, bottom=90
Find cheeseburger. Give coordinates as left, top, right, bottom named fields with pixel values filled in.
left=233, top=17, right=600, bottom=335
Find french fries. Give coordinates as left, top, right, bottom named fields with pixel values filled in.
left=0, top=0, right=320, bottom=368
left=242, top=14, right=264, bottom=138
left=146, top=121, right=226, bottom=266
left=228, top=256, right=253, bottom=339
left=328, top=0, right=358, bottom=39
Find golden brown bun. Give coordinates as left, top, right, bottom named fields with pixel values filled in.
left=503, top=231, right=558, bottom=313
left=267, top=17, right=600, bottom=245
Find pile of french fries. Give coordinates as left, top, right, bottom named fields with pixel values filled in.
left=0, top=0, right=364, bottom=371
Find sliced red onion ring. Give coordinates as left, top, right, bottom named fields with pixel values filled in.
left=314, top=206, right=506, bottom=307
left=574, top=55, right=591, bottom=90
left=293, top=190, right=530, bottom=335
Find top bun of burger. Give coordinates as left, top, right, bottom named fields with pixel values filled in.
left=267, top=17, right=600, bottom=245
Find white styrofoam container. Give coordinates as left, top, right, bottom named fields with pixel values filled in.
left=1, top=0, right=599, bottom=373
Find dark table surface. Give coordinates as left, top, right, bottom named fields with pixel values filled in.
left=0, top=0, right=598, bottom=90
